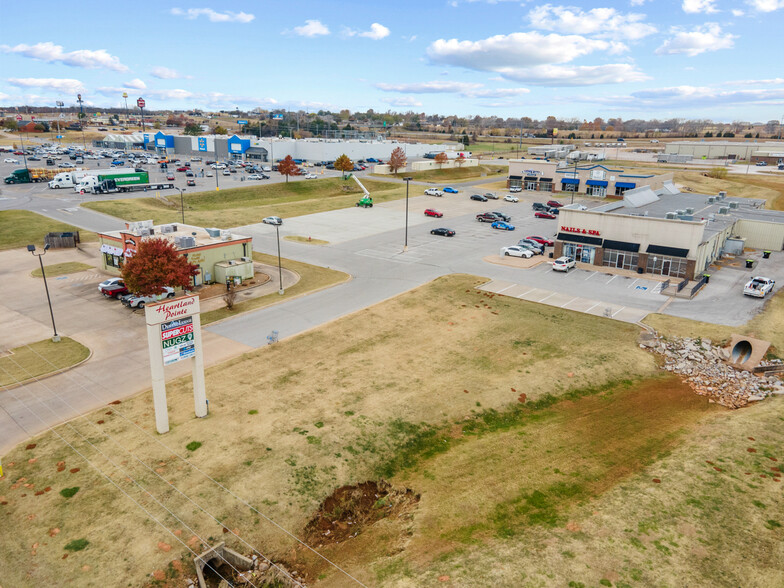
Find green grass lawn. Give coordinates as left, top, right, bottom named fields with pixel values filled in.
left=31, top=262, right=94, bottom=278
left=0, top=211, right=97, bottom=251
left=383, top=164, right=506, bottom=183
left=0, top=338, right=90, bottom=387
left=82, top=177, right=406, bottom=227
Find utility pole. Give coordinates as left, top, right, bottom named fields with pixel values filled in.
left=55, top=101, right=64, bottom=145
left=517, top=118, right=524, bottom=158
left=77, top=93, right=86, bottom=149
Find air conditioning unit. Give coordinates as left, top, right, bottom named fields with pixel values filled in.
left=140, top=228, right=150, bottom=237
left=161, top=225, right=173, bottom=233
left=205, top=227, right=221, bottom=238
left=718, top=206, right=729, bottom=214
left=240, top=256, right=251, bottom=262
left=729, top=201, right=739, bottom=209
left=665, top=212, right=677, bottom=219
left=685, top=207, right=694, bottom=214
left=718, top=191, right=727, bottom=199
left=675, top=209, right=685, bottom=215
left=228, top=260, right=236, bottom=265
left=707, top=197, right=715, bottom=203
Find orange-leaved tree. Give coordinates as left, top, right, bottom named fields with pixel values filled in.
left=121, top=237, right=199, bottom=296
left=388, top=147, right=407, bottom=175
left=455, top=153, right=466, bottom=168
left=334, top=154, right=354, bottom=177
left=434, top=152, right=448, bottom=168
left=277, top=155, right=300, bottom=183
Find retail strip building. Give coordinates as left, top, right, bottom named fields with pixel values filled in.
left=554, top=184, right=784, bottom=280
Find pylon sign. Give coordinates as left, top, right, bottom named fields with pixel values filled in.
left=144, top=294, right=206, bottom=434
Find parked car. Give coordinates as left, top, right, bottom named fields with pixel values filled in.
left=532, top=202, right=549, bottom=211
left=443, top=187, right=458, bottom=193
left=304, top=173, right=317, bottom=179
left=430, top=227, right=455, bottom=237
left=504, top=194, right=519, bottom=203
left=424, top=188, right=443, bottom=196
left=501, top=246, right=534, bottom=258
left=548, top=207, right=560, bottom=215
left=547, top=199, right=564, bottom=208
left=121, top=287, right=176, bottom=308
left=262, top=216, right=283, bottom=225
left=176, top=166, right=189, bottom=172
left=535, top=211, right=556, bottom=219
left=222, top=169, right=231, bottom=176
left=98, top=277, right=127, bottom=298
left=552, top=256, right=576, bottom=272
left=756, top=161, right=768, bottom=166
left=509, top=186, right=522, bottom=193
left=186, top=179, right=196, bottom=186
left=491, top=221, right=515, bottom=231
left=470, top=194, right=488, bottom=202
left=476, top=212, right=499, bottom=222
left=185, top=170, right=195, bottom=177
left=424, top=208, right=443, bottom=218
left=247, top=174, right=265, bottom=180
left=744, top=276, right=775, bottom=297
left=166, top=173, right=175, bottom=180
left=526, top=235, right=554, bottom=247
left=206, top=171, right=214, bottom=177
left=3, top=158, right=19, bottom=163
left=483, top=192, right=499, bottom=200
left=516, top=242, right=542, bottom=255
left=518, top=238, right=544, bottom=253
left=492, top=211, right=511, bottom=222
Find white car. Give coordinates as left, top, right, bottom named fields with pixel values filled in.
left=424, top=188, right=443, bottom=197
left=501, top=246, right=534, bottom=259
left=552, top=256, right=576, bottom=272
left=509, top=187, right=522, bottom=193
left=744, top=276, right=775, bottom=297
left=222, top=169, right=231, bottom=176
left=262, top=216, right=282, bottom=226
left=504, top=195, right=519, bottom=203
left=3, top=158, right=19, bottom=163
left=304, top=173, right=317, bottom=179
left=246, top=174, right=264, bottom=180
left=206, top=171, right=214, bottom=177
left=121, top=287, right=175, bottom=309
left=97, top=277, right=123, bottom=293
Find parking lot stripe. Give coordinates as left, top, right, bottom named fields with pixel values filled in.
left=584, top=272, right=596, bottom=281
left=539, top=292, right=556, bottom=303
left=605, top=275, right=618, bottom=284
left=611, top=306, right=626, bottom=318
left=497, top=284, right=516, bottom=294
left=519, top=288, right=537, bottom=298
left=586, top=302, right=601, bottom=313
left=561, top=297, right=578, bottom=308
left=627, top=278, right=640, bottom=289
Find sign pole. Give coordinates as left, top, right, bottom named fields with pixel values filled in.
left=146, top=317, right=170, bottom=433
left=191, top=312, right=207, bottom=417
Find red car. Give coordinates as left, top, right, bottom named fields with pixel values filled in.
left=535, top=211, right=556, bottom=219
left=424, top=208, right=443, bottom=218
left=186, top=179, right=196, bottom=186
left=166, top=173, right=175, bottom=180
left=176, top=166, right=189, bottom=172
left=526, top=235, right=554, bottom=246
left=547, top=200, right=564, bottom=208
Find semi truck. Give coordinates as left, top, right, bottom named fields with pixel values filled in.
left=49, top=170, right=90, bottom=189
left=74, top=169, right=150, bottom=193
left=4, top=167, right=69, bottom=184
left=91, top=178, right=175, bottom=194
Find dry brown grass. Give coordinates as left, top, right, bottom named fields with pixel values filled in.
left=0, top=338, right=90, bottom=386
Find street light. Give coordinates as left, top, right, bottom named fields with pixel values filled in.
left=27, top=244, right=60, bottom=342
left=274, top=223, right=284, bottom=295
left=403, top=177, right=413, bottom=251
left=175, top=186, right=186, bottom=223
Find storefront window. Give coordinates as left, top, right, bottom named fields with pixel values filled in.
left=509, top=179, right=522, bottom=189
left=614, top=186, right=631, bottom=196
left=539, top=181, right=553, bottom=192
left=586, top=185, right=607, bottom=197
left=602, top=249, right=638, bottom=271
left=104, top=253, right=122, bottom=268
left=562, top=182, right=578, bottom=192
left=563, top=243, right=595, bottom=264
left=646, top=255, right=687, bottom=278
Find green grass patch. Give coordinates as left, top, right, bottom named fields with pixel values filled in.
left=389, top=164, right=505, bottom=183
left=64, top=539, right=89, bottom=552
left=0, top=210, right=97, bottom=251
left=31, top=261, right=93, bottom=278
left=82, top=177, right=404, bottom=227
left=185, top=441, right=202, bottom=452
left=200, top=251, right=349, bottom=325
left=59, top=487, right=80, bottom=498
left=248, top=409, right=258, bottom=415
left=0, top=338, right=90, bottom=388
left=283, top=235, right=330, bottom=245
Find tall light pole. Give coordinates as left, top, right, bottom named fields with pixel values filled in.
left=403, top=177, right=412, bottom=251
left=76, top=93, right=86, bottom=150
left=274, top=223, right=284, bottom=295
left=28, top=244, right=60, bottom=342
left=175, top=187, right=186, bottom=223
left=55, top=101, right=64, bottom=146
left=122, top=92, right=130, bottom=128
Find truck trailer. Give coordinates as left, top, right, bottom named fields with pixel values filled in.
left=74, top=169, right=150, bottom=193
left=4, top=167, right=69, bottom=184
left=49, top=170, right=90, bottom=189
left=91, top=179, right=175, bottom=194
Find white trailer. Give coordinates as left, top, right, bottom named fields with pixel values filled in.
left=49, top=170, right=90, bottom=189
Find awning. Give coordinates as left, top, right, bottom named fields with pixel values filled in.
left=615, top=182, right=636, bottom=189
left=100, top=244, right=123, bottom=256
left=509, top=175, right=522, bottom=180
left=561, top=178, right=580, bottom=185
left=603, top=239, right=640, bottom=253
left=524, top=176, right=538, bottom=181
left=647, top=244, right=689, bottom=258
left=538, top=177, right=553, bottom=182
left=586, top=180, right=608, bottom=187
left=557, top=233, right=603, bottom=246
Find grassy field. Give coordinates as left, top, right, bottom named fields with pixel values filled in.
left=0, top=211, right=97, bottom=251
left=0, top=338, right=90, bottom=387
left=31, top=262, right=94, bottom=278
left=82, top=177, right=406, bottom=227
left=381, top=164, right=505, bottom=183
left=200, top=252, right=349, bottom=324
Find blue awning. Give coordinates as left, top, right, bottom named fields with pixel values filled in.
left=586, top=180, right=608, bottom=187
left=615, top=182, right=636, bottom=189
left=561, top=178, right=580, bottom=185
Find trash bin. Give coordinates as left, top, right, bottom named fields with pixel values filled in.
left=637, top=267, right=644, bottom=274
left=763, top=250, right=771, bottom=259
left=703, top=273, right=711, bottom=284
left=549, top=252, right=553, bottom=258
left=745, top=259, right=754, bottom=269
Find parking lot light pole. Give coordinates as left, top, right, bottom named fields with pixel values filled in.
left=403, top=177, right=413, bottom=251
left=175, top=187, right=186, bottom=223
left=275, top=223, right=284, bottom=295
left=28, top=244, right=60, bottom=342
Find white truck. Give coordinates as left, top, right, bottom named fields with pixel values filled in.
left=49, top=170, right=89, bottom=189
left=743, top=276, right=775, bottom=298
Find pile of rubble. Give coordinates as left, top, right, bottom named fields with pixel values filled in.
left=641, top=335, right=784, bottom=408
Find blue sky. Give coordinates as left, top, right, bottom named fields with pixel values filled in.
left=1, top=0, right=783, bottom=122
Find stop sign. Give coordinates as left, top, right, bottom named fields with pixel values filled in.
left=137, top=98, right=146, bottom=108
left=16, top=115, right=22, bottom=121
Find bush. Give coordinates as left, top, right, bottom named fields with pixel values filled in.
left=186, top=441, right=202, bottom=451
left=60, top=487, right=80, bottom=498
left=64, top=538, right=89, bottom=552
left=706, top=167, right=728, bottom=179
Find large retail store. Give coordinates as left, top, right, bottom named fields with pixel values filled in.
left=553, top=183, right=784, bottom=280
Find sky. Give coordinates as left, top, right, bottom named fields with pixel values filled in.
left=1, top=0, right=784, bottom=122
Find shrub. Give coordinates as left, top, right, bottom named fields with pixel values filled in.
left=64, top=538, right=89, bottom=552
left=186, top=441, right=202, bottom=451
left=706, top=167, right=728, bottom=179
left=60, top=487, right=80, bottom=498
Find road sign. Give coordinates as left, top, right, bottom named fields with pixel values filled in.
left=161, top=317, right=195, bottom=366
left=237, top=120, right=248, bottom=125
left=137, top=98, right=146, bottom=108
left=56, top=135, right=64, bottom=139
left=15, top=115, right=22, bottom=121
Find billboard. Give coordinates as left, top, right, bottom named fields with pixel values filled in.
left=271, top=114, right=284, bottom=120
left=198, top=137, right=208, bottom=152
left=237, top=119, right=248, bottom=125
left=161, top=317, right=195, bottom=366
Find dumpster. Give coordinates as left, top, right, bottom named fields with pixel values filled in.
left=745, top=259, right=754, bottom=269
left=763, top=251, right=771, bottom=259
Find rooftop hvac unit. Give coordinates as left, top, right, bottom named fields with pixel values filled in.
left=675, top=209, right=685, bottom=215
left=685, top=207, right=694, bottom=214
left=161, top=224, right=173, bottom=233
left=718, top=191, right=727, bottom=199
left=221, top=233, right=231, bottom=241
left=205, top=227, right=221, bottom=238
left=707, top=196, right=715, bottom=203
left=139, top=228, right=150, bottom=237
left=665, top=212, right=677, bottom=219
left=173, top=236, right=182, bottom=247
left=718, top=206, right=729, bottom=214
left=729, top=201, right=739, bottom=209
left=180, top=236, right=196, bottom=248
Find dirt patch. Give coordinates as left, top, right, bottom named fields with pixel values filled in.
left=303, top=480, right=419, bottom=546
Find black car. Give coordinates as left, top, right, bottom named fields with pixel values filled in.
left=470, top=194, right=488, bottom=202
left=476, top=212, right=500, bottom=222
left=492, top=211, right=511, bottom=222
left=431, top=228, right=456, bottom=237
left=532, top=202, right=548, bottom=211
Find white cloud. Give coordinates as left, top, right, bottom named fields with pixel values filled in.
left=631, top=85, right=784, bottom=107
left=145, top=88, right=195, bottom=101
left=682, top=0, right=718, bottom=13
left=656, top=23, right=736, bottom=57
left=170, top=8, right=254, bottom=23
left=0, top=42, right=128, bottom=72
left=292, top=19, right=330, bottom=37
left=383, top=97, right=423, bottom=107
left=0, top=92, right=10, bottom=101
left=528, top=5, right=657, bottom=40
left=7, top=77, right=85, bottom=94
left=427, top=32, right=626, bottom=73
left=465, top=87, right=530, bottom=98
left=746, top=0, right=784, bottom=11
left=376, top=81, right=484, bottom=93
left=360, top=23, right=390, bottom=40
left=123, top=78, right=146, bottom=90
left=732, top=8, right=745, bottom=15
left=150, top=66, right=191, bottom=80
left=499, top=63, right=649, bottom=86
left=630, top=0, right=647, bottom=5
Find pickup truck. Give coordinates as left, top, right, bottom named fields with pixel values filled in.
left=743, top=276, right=775, bottom=298
left=121, top=287, right=176, bottom=308
left=100, top=280, right=130, bottom=299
